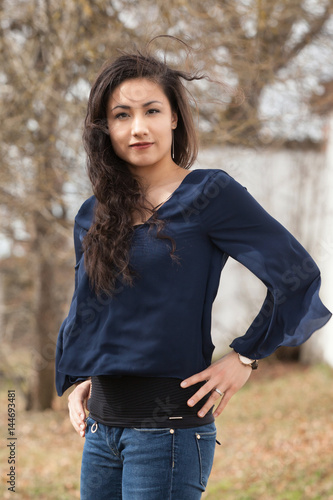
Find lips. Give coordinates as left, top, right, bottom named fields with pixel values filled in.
left=129, top=142, right=154, bottom=150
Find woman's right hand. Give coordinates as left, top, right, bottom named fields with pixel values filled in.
left=68, top=379, right=91, bottom=437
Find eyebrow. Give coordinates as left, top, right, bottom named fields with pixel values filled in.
left=111, top=100, right=163, bottom=112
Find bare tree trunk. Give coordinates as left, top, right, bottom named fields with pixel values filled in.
left=28, top=212, right=58, bottom=410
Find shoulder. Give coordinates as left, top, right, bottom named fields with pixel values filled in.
left=188, top=168, right=255, bottom=225
left=189, top=168, right=244, bottom=199
left=74, top=195, right=96, bottom=230
left=183, top=168, right=233, bottom=196
left=189, top=168, right=231, bottom=184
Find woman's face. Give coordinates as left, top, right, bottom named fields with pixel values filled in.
left=107, top=78, right=178, bottom=172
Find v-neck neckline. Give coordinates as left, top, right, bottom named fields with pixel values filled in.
left=133, top=169, right=195, bottom=228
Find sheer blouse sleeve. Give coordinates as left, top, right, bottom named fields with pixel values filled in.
left=200, top=170, right=331, bottom=359
left=55, top=219, right=88, bottom=394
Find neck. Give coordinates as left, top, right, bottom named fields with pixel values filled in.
left=129, top=161, right=182, bottom=191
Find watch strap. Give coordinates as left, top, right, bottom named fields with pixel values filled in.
left=237, top=353, right=258, bottom=370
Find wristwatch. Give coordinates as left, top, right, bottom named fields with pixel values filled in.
left=237, top=353, right=258, bottom=370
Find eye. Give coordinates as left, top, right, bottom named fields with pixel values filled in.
left=146, top=108, right=160, bottom=115
left=115, top=112, right=129, bottom=120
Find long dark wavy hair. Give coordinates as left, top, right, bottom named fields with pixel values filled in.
left=83, top=38, right=205, bottom=296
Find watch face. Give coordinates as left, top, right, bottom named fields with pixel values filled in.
left=238, top=354, right=258, bottom=369
left=239, top=355, right=253, bottom=365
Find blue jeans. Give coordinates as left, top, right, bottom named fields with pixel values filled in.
left=80, top=417, right=217, bottom=499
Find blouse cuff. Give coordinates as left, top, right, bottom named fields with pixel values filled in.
left=229, top=274, right=331, bottom=360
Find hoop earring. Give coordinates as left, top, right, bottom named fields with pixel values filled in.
left=172, top=130, right=175, bottom=159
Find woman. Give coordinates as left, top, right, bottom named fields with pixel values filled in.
left=56, top=41, right=331, bottom=499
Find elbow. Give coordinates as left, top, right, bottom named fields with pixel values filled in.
left=280, top=256, right=320, bottom=295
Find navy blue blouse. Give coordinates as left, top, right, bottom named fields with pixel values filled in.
left=55, top=169, right=331, bottom=396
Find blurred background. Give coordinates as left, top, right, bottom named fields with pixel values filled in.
left=0, top=1, right=333, bottom=498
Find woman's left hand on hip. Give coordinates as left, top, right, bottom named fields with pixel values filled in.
left=180, top=350, right=252, bottom=418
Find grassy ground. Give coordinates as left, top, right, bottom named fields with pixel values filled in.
left=1, top=361, right=332, bottom=499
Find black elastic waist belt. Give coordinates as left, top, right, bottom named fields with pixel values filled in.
left=87, top=375, right=214, bottom=429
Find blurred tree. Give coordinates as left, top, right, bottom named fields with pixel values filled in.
left=310, top=80, right=333, bottom=116
left=149, top=0, right=333, bottom=146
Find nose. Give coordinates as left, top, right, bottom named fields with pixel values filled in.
left=131, top=114, right=148, bottom=137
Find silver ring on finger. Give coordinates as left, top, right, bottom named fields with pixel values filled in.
left=214, top=388, right=223, bottom=396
